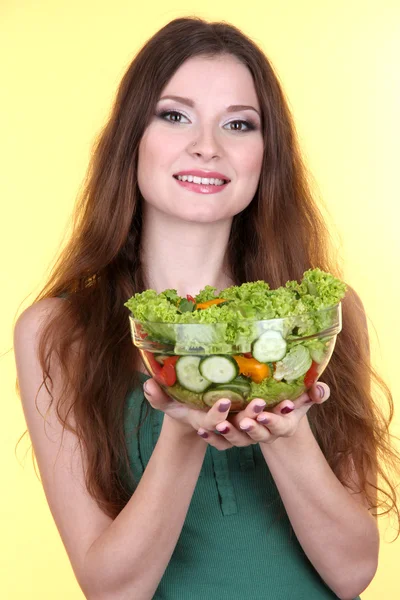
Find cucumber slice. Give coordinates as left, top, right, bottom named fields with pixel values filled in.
left=165, top=382, right=205, bottom=409
left=203, top=388, right=244, bottom=410
left=212, top=382, right=251, bottom=398
left=252, top=330, right=287, bottom=362
left=199, top=355, right=238, bottom=384
left=273, top=345, right=312, bottom=383
left=175, top=356, right=212, bottom=393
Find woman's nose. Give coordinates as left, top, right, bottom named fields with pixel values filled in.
left=189, top=128, right=222, bottom=160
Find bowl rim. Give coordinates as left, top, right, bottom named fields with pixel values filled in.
left=128, top=301, right=342, bottom=326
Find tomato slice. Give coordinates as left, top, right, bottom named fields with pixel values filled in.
left=142, top=350, right=164, bottom=384
left=159, top=357, right=178, bottom=386
left=186, top=294, right=196, bottom=304
left=143, top=352, right=179, bottom=387
left=143, top=350, right=161, bottom=372
left=163, top=356, right=180, bottom=367
left=304, top=360, right=319, bottom=388
left=243, top=352, right=253, bottom=359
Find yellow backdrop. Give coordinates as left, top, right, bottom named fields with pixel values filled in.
left=1, top=1, right=399, bottom=598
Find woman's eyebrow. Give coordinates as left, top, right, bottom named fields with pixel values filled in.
left=158, top=95, right=260, bottom=116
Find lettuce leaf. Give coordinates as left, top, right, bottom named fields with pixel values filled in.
left=194, top=285, right=219, bottom=303
left=247, top=376, right=306, bottom=406
left=124, top=268, right=347, bottom=348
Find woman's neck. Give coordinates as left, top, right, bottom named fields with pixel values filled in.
left=140, top=204, right=237, bottom=297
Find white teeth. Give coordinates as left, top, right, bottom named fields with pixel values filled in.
left=176, top=174, right=225, bottom=186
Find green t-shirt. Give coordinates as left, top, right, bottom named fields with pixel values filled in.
left=124, top=372, right=361, bottom=600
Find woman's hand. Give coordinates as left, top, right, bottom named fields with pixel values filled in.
left=142, top=378, right=330, bottom=449
left=219, top=382, right=330, bottom=449
left=142, top=377, right=236, bottom=440
left=143, top=378, right=272, bottom=447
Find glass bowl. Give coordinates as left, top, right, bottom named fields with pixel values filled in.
left=129, top=303, right=342, bottom=412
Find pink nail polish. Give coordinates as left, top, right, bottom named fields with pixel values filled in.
left=218, top=426, right=230, bottom=434
left=281, top=406, right=294, bottom=414
left=257, top=415, right=270, bottom=424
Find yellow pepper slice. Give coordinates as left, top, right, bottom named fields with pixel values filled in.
left=233, top=355, right=270, bottom=384
left=195, top=298, right=227, bottom=310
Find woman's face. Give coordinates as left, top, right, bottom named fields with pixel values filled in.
left=137, top=54, right=264, bottom=223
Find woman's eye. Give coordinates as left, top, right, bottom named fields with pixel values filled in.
left=157, top=110, right=189, bottom=124
left=225, top=120, right=256, bottom=132
left=156, top=110, right=256, bottom=132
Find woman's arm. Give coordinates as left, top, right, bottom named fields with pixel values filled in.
left=14, top=300, right=207, bottom=600
left=84, top=416, right=207, bottom=599
left=259, top=415, right=379, bottom=600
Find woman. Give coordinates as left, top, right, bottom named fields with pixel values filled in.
left=14, top=17, right=399, bottom=600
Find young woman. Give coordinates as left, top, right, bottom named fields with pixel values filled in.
left=14, top=17, right=399, bottom=600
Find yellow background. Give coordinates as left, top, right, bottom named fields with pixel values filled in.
left=1, top=1, right=399, bottom=598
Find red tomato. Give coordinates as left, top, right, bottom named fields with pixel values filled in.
left=142, top=351, right=164, bottom=383
left=243, top=352, right=253, bottom=359
left=304, top=360, right=319, bottom=388
left=186, top=294, right=196, bottom=304
left=143, top=350, right=161, bottom=372
left=158, top=356, right=179, bottom=386
left=163, top=356, right=180, bottom=367
left=143, top=352, right=179, bottom=387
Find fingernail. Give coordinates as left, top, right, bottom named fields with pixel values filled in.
left=240, top=423, right=252, bottom=431
left=254, top=402, right=266, bottom=413
left=317, top=385, right=325, bottom=399
left=217, top=426, right=230, bottom=434
left=197, top=430, right=209, bottom=439
left=143, top=381, right=151, bottom=395
left=281, top=406, right=294, bottom=414
left=218, top=401, right=231, bottom=412
left=257, top=415, right=270, bottom=424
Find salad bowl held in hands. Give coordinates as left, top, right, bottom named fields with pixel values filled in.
left=125, top=269, right=346, bottom=412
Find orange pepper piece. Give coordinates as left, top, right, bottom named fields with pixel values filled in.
left=233, top=355, right=270, bottom=384
left=195, top=298, right=227, bottom=310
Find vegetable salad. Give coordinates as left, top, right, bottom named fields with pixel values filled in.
left=125, top=268, right=346, bottom=410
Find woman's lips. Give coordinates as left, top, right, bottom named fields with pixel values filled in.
left=173, top=176, right=229, bottom=195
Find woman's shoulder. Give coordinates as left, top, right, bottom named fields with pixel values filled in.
left=14, top=297, right=67, bottom=337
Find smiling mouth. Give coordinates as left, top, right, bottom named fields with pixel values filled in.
left=172, top=175, right=229, bottom=186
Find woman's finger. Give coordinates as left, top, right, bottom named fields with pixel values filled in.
left=269, top=381, right=331, bottom=418
left=227, top=398, right=267, bottom=429
left=203, top=398, right=233, bottom=430
left=248, top=382, right=331, bottom=441
left=197, top=428, right=233, bottom=450
left=214, top=420, right=259, bottom=447
left=307, top=381, right=330, bottom=404
left=143, top=378, right=174, bottom=409
left=143, top=378, right=191, bottom=419
left=240, top=410, right=292, bottom=441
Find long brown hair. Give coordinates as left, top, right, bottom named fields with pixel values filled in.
left=16, top=16, right=400, bottom=536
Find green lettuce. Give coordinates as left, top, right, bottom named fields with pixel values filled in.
left=247, top=376, right=306, bottom=406
left=124, top=268, right=347, bottom=349
left=194, top=285, right=219, bottom=303
left=125, top=289, right=179, bottom=322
